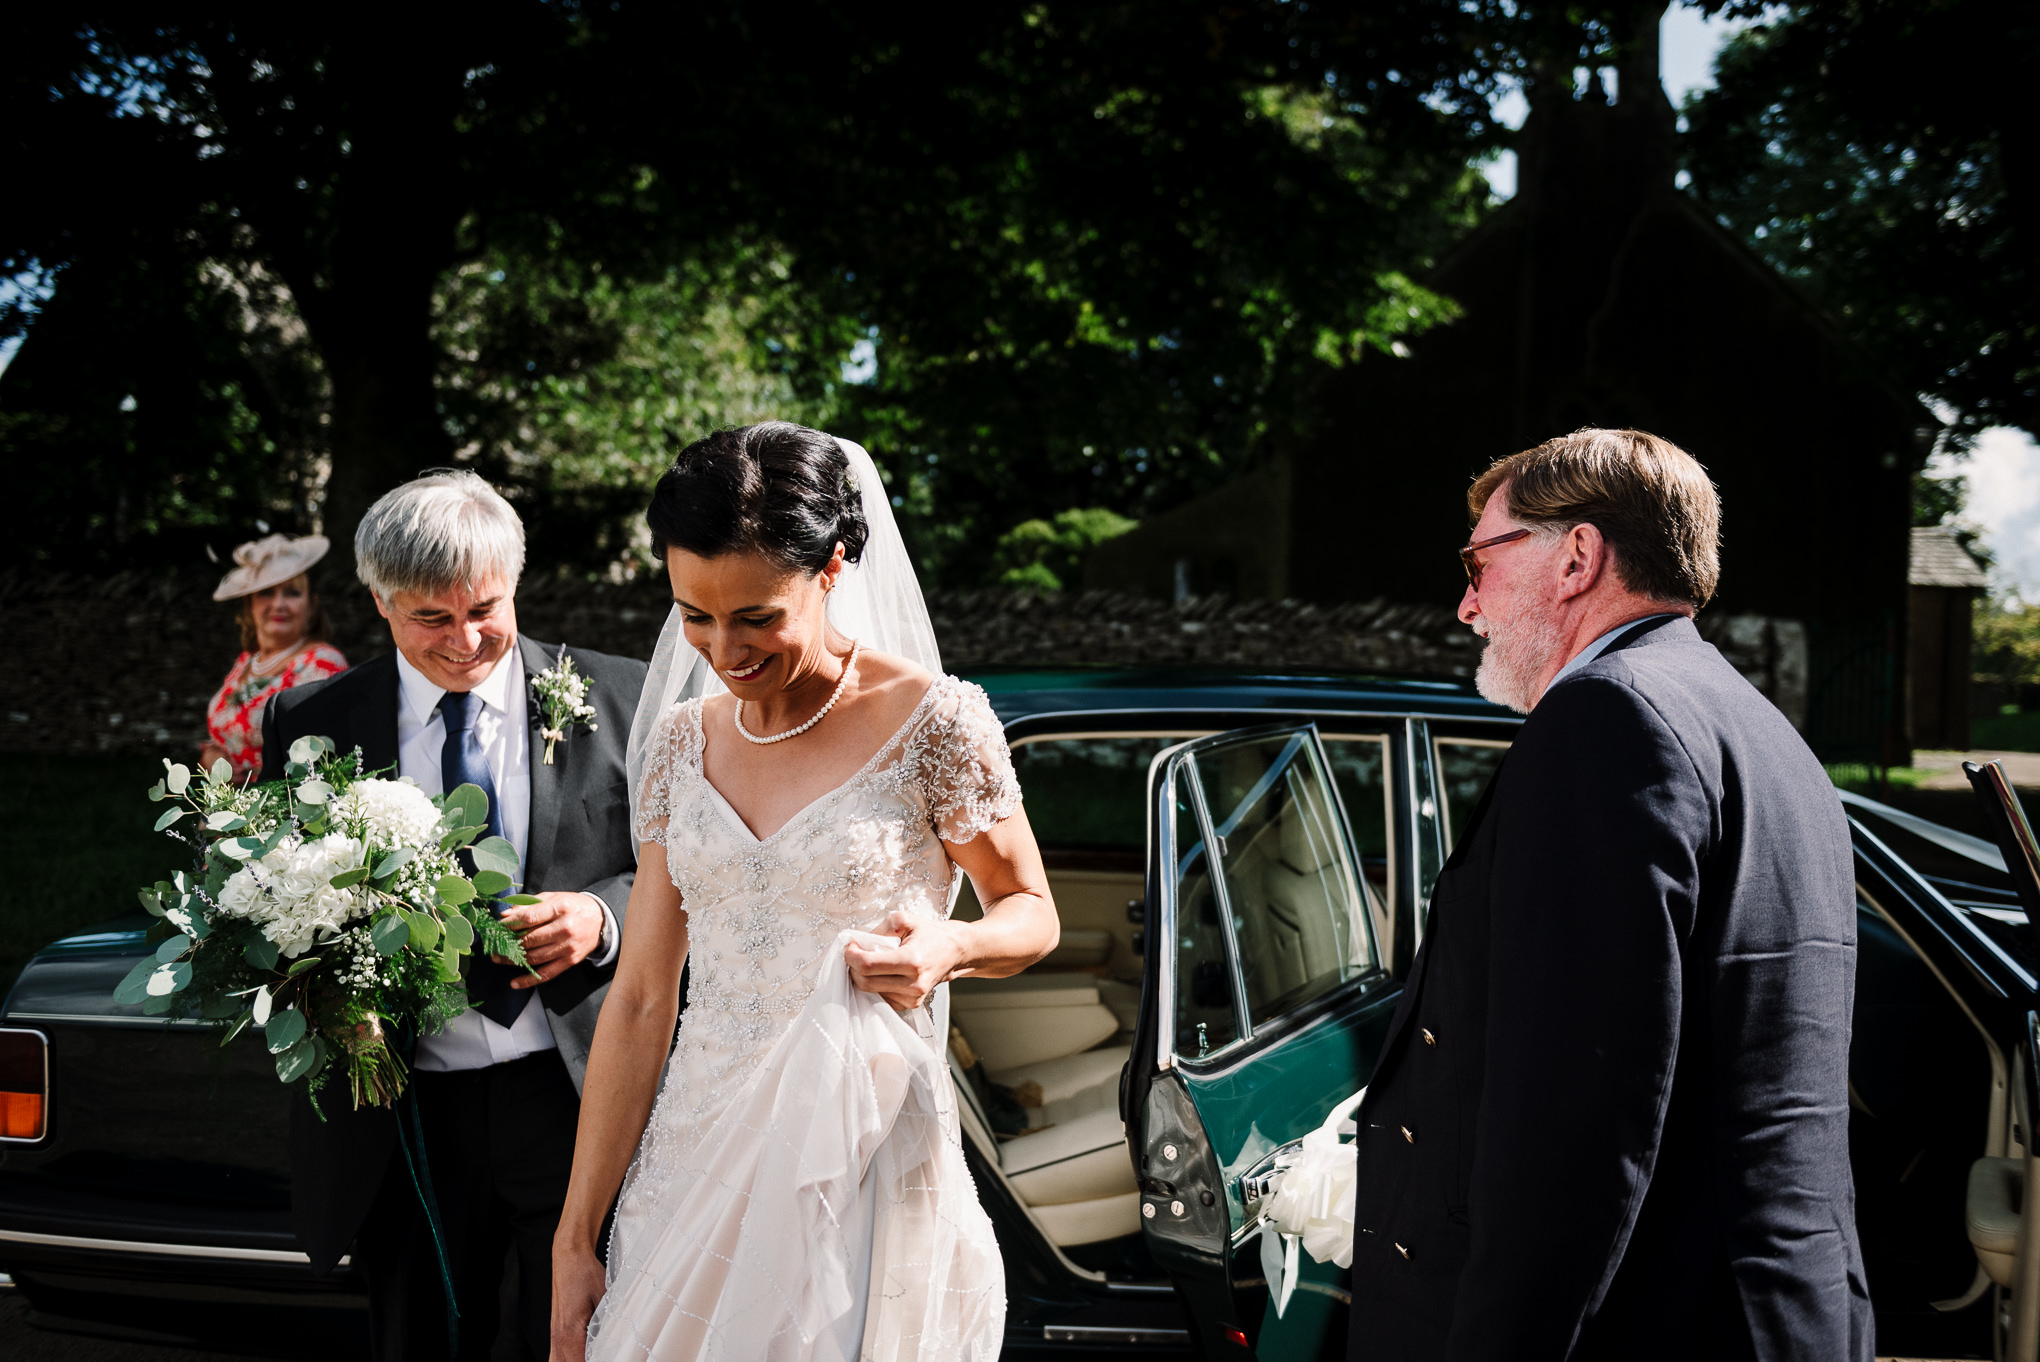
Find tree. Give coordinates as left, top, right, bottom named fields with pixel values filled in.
left=5, top=3, right=1514, bottom=580
left=1682, top=0, right=2037, bottom=442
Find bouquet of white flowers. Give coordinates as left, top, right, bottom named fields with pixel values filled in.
left=121, top=735, right=534, bottom=1113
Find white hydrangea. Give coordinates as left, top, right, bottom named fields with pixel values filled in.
left=330, top=778, right=443, bottom=855
left=217, top=832, right=371, bottom=958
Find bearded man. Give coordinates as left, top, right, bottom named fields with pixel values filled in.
left=1347, top=430, right=1871, bottom=1361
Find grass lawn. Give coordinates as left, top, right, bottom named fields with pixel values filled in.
left=1971, top=708, right=2040, bottom=752
left=0, top=752, right=174, bottom=1003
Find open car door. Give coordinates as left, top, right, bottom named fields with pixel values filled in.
left=1122, top=722, right=1400, bottom=1359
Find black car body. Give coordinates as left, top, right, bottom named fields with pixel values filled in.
left=1, top=667, right=2034, bottom=1359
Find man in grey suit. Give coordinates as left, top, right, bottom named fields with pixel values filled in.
left=1348, top=429, right=1870, bottom=1360
left=261, top=470, right=650, bottom=1361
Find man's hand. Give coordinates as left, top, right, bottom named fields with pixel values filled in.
left=495, top=891, right=606, bottom=988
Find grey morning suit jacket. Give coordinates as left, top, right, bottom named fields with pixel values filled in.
left=258, top=635, right=648, bottom=1274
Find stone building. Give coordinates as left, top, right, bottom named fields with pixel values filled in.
left=1908, top=526, right=1990, bottom=751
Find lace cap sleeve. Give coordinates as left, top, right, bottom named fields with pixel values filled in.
left=918, top=678, right=1022, bottom=845
left=633, top=700, right=699, bottom=848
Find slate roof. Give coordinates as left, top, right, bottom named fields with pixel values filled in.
left=1910, top=525, right=1990, bottom=589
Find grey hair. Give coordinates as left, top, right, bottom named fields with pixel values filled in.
left=354, top=469, right=526, bottom=602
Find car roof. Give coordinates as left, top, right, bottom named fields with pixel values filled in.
left=957, top=664, right=1519, bottom=726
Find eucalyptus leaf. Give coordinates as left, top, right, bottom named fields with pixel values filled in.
left=265, top=1008, right=307, bottom=1053
left=371, top=914, right=410, bottom=955
left=142, top=992, right=175, bottom=1015
left=113, top=956, right=157, bottom=1005
left=443, top=913, right=475, bottom=951
left=144, top=961, right=191, bottom=997
left=439, top=824, right=487, bottom=852
left=434, top=943, right=463, bottom=983
left=209, top=757, right=232, bottom=786
left=501, top=894, right=542, bottom=907
left=275, top=1036, right=319, bottom=1083
left=137, top=888, right=165, bottom=917
left=154, top=807, right=186, bottom=832
left=470, top=837, right=520, bottom=878
left=436, top=876, right=476, bottom=907
left=329, top=866, right=371, bottom=889
left=244, top=937, right=280, bottom=971
left=218, top=1010, right=253, bottom=1047
left=286, top=955, right=322, bottom=977
left=470, top=869, right=513, bottom=897
left=251, top=986, right=273, bottom=1026
left=164, top=762, right=191, bottom=795
left=440, top=783, right=489, bottom=832
left=147, top=780, right=166, bottom=803
left=295, top=778, right=333, bottom=805
left=154, top=935, right=189, bottom=964
left=405, top=910, right=442, bottom=953
left=374, top=848, right=416, bottom=880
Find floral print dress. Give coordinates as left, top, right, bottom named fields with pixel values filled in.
left=205, top=642, right=348, bottom=780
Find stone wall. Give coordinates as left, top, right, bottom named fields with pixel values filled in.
left=2, top=569, right=1807, bottom=757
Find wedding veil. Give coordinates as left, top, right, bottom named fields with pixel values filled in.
left=625, top=436, right=941, bottom=828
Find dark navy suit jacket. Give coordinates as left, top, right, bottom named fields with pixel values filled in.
left=1347, top=615, right=1872, bottom=1361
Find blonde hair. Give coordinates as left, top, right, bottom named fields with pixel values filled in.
left=1469, top=428, right=1722, bottom=608
left=234, top=573, right=330, bottom=652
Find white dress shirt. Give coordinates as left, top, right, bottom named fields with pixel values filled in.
left=1549, top=614, right=1681, bottom=691
left=393, top=645, right=618, bottom=1072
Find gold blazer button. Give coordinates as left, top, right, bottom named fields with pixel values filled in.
left=1421, top=1028, right=1437, bottom=1046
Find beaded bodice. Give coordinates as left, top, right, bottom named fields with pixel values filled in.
left=631, top=674, right=1021, bottom=1146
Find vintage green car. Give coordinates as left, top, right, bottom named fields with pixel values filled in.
left=0, top=666, right=2033, bottom=1359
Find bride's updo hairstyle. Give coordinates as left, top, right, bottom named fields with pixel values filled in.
left=647, top=421, right=870, bottom=575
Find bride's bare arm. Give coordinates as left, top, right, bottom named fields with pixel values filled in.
left=550, top=838, right=689, bottom=1362
left=846, top=805, right=1058, bottom=1010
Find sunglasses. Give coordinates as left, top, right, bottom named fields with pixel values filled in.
left=1458, top=527, right=1537, bottom=591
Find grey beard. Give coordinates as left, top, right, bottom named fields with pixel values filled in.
left=1473, top=605, right=1568, bottom=714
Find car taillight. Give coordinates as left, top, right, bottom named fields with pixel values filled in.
left=0, top=1028, right=48, bottom=1141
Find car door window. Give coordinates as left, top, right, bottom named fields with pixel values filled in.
left=1433, top=735, right=1511, bottom=853
left=1012, top=735, right=1188, bottom=851
left=1321, top=734, right=1394, bottom=916
left=1174, top=781, right=1244, bottom=1060
left=1178, top=728, right=1382, bottom=1044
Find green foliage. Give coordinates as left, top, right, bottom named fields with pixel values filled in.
left=1975, top=601, right=2040, bottom=693
left=5, top=4, right=1511, bottom=583
left=993, top=508, right=1138, bottom=591
left=434, top=247, right=848, bottom=575
left=0, top=754, right=172, bottom=1000
left=1684, top=1, right=2037, bottom=440
left=1971, top=709, right=2040, bottom=755
left=1913, top=469, right=1967, bottom=528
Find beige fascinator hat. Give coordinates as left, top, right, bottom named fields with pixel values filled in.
left=211, top=533, right=332, bottom=602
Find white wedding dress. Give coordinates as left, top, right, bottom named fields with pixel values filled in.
left=586, top=676, right=1018, bottom=1362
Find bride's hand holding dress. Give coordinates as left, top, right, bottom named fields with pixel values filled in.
left=843, top=803, right=1059, bottom=1012
left=549, top=422, right=1057, bottom=1362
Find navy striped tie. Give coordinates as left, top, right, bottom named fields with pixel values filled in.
left=439, top=689, right=525, bottom=1027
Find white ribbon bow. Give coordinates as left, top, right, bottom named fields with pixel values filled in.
left=1259, top=1085, right=1365, bottom=1318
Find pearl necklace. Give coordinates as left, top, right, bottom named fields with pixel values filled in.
left=734, top=641, right=860, bottom=745
left=247, top=640, right=306, bottom=678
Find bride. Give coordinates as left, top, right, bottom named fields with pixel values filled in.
left=550, top=422, right=1060, bottom=1361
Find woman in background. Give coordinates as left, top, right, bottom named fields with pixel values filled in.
left=200, top=533, right=347, bottom=781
